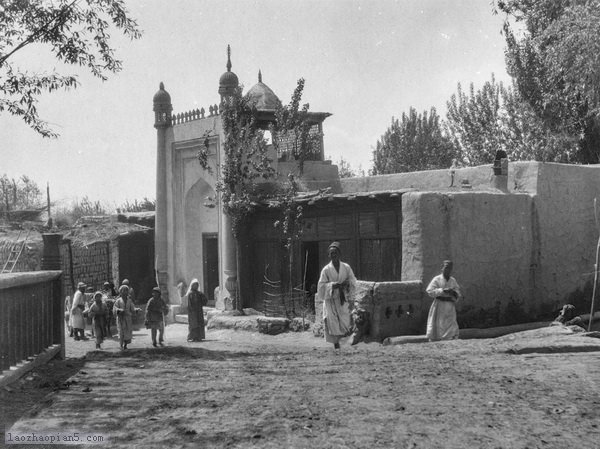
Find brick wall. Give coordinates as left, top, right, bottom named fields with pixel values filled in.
left=276, top=124, right=322, bottom=161
left=60, top=240, right=112, bottom=298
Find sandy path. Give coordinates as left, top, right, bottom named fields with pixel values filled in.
left=3, top=325, right=600, bottom=449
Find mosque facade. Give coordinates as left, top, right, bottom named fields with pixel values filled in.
left=154, top=49, right=600, bottom=331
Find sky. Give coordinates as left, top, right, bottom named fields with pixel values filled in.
left=1, top=0, right=512, bottom=209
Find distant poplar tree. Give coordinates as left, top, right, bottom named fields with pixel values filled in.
left=445, top=76, right=504, bottom=166
left=371, top=107, right=457, bottom=175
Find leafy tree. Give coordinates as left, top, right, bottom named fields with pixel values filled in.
left=445, top=76, right=504, bottom=166
left=371, top=107, right=457, bottom=175
left=0, top=0, right=141, bottom=137
left=0, top=174, right=44, bottom=218
left=270, top=78, right=321, bottom=174
left=445, top=74, right=578, bottom=164
left=117, top=197, right=156, bottom=213
left=497, top=0, right=600, bottom=163
left=501, top=81, right=579, bottom=162
left=200, top=85, right=274, bottom=238
left=198, top=80, right=316, bottom=308
left=335, top=156, right=364, bottom=178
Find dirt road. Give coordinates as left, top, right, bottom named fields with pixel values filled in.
left=2, top=324, right=600, bottom=449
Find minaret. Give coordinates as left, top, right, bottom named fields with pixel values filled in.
left=218, top=45, right=239, bottom=106
left=153, top=82, right=172, bottom=300
left=217, top=46, right=240, bottom=308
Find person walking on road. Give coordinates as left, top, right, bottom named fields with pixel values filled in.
left=317, top=241, right=357, bottom=355
left=113, top=285, right=140, bottom=350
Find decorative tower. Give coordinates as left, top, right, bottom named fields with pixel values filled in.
left=218, top=45, right=239, bottom=106
left=217, top=46, right=240, bottom=309
left=153, top=82, right=172, bottom=301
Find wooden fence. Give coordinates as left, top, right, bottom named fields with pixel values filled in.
left=0, top=271, right=64, bottom=377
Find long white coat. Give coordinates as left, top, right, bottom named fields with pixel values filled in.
left=318, top=261, right=357, bottom=343
left=70, top=290, right=86, bottom=329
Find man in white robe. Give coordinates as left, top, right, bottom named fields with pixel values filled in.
left=426, top=260, right=461, bottom=341
left=318, top=241, right=357, bottom=354
left=70, top=282, right=87, bottom=341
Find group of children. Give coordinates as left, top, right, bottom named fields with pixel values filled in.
left=65, top=279, right=170, bottom=350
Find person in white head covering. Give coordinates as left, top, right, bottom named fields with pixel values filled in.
left=71, top=282, right=88, bottom=341
left=425, top=260, right=461, bottom=341
left=186, top=279, right=208, bottom=342
left=112, top=285, right=140, bottom=350
left=317, top=241, right=357, bottom=355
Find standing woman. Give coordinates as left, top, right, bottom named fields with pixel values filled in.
left=186, top=279, right=208, bottom=342
left=113, top=285, right=140, bottom=350
left=317, top=241, right=357, bottom=354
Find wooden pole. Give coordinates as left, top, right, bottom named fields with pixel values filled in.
left=589, top=198, right=600, bottom=332
left=46, top=182, right=51, bottom=226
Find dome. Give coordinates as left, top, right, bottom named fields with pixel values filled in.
left=219, top=70, right=239, bottom=92
left=218, top=45, right=239, bottom=97
left=245, top=71, right=281, bottom=111
left=153, top=82, right=171, bottom=106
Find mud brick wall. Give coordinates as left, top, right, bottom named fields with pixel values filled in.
left=59, top=240, right=112, bottom=299
left=313, top=280, right=423, bottom=341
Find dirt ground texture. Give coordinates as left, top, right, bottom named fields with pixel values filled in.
left=2, top=323, right=600, bottom=449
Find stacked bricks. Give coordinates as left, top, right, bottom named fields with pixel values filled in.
left=60, top=239, right=113, bottom=299
left=276, top=124, right=322, bottom=160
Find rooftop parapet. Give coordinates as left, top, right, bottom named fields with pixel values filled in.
left=172, top=104, right=220, bottom=125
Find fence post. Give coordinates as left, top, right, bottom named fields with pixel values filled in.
left=0, top=293, right=9, bottom=371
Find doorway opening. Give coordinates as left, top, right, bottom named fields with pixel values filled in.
left=203, top=233, right=219, bottom=305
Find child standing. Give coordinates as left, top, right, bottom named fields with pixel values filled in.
left=86, top=292, right=108, bottom=349
left=145, top=287, right=170, bottom=347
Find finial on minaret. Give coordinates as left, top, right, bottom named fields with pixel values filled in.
left=219, top=45, right=239, bottom=98
left=153, top=81, right=172, bottom=128
left=226, top=45, right=232, bottom=72
left=258, top=70, right=262, bottom=83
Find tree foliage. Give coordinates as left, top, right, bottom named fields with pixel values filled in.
left=0, top=0, right=141, bottom=137
left=445, top=74, right=578, bottom=165
left=371, top=107, right=457, bottom=175
left=198, top=79, right=316, bottom=239
left=208, top=86, right=275, bottom=237
left=0, top=174, right=44, bottom=218
left=445, top=76, right=504, bottom=166
left=497, top=0, right=600, bottom=163
left=336, top=156, right=363, bottom=178
left=501, top=81, right=579, bottom=162
left=270, top=78, right=321, bottom=174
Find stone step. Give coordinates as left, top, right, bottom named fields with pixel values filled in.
left=174, top=307, right=215, bottom=324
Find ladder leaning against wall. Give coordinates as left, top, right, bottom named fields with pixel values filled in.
left=1, top=229, right=30, bottom=274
